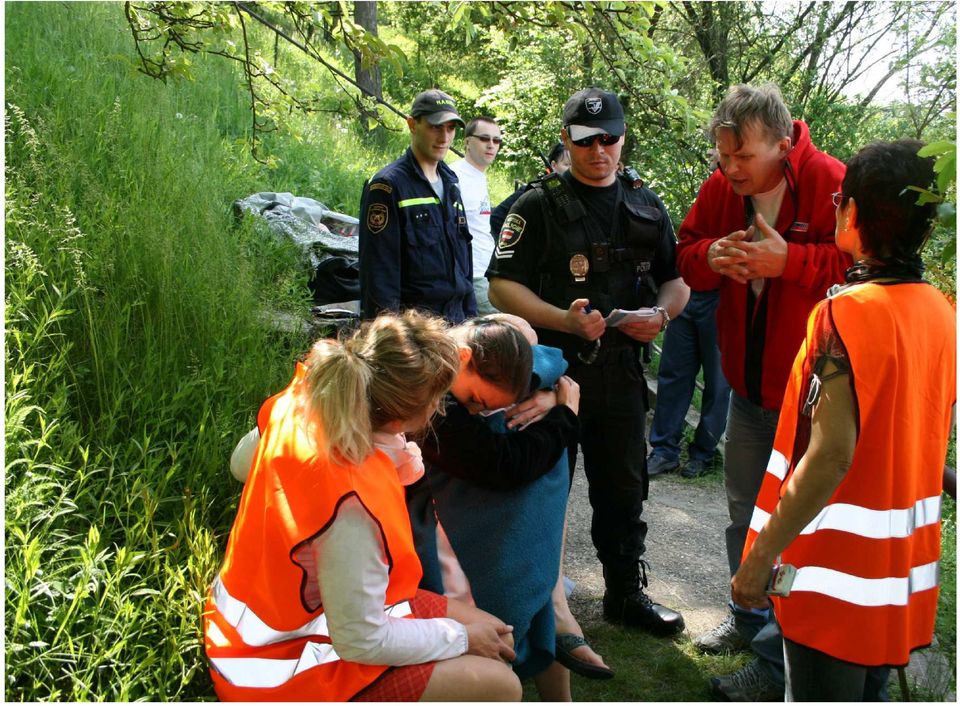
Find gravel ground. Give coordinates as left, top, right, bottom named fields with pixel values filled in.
left=562, top=443, right=730, bottom=638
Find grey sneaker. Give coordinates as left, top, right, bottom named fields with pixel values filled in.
left=681, top=457, right=709, bottom=478
left=647, top=453, right=679, bottom=477
left=693, top=614, right=753, bottom=654
left=708, top=658, right=783, bottom=701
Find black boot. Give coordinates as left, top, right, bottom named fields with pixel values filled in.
left=602, top=560, right=685, bottom=636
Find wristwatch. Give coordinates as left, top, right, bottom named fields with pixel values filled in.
left=653, top=306, right=671, bottom=332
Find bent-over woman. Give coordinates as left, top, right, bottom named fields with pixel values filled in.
left=414, top=315, right=608, bottom=700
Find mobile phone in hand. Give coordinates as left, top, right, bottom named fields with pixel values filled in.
left=766, top=564, right=797, bottom=597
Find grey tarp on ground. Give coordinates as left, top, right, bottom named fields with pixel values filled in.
left=233, top=191, right=360, bottom=269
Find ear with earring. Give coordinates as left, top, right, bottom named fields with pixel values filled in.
left=835, top=197, right=863, bottom=260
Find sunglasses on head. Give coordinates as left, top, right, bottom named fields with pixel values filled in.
left=468, top=134, right=503, bottom=145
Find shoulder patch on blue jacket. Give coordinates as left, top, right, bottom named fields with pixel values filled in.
left=367, top=203, right=388, bottom=234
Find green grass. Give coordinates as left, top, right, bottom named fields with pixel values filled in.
left=524, top=628, right=749, bottom=702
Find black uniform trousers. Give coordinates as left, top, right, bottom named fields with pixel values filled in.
left=565, top=344, right=649, bottom=573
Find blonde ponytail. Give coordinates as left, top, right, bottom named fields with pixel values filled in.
left=301, top=310, right=460, bottom=465
left=303, top=339, right=374, bottom=464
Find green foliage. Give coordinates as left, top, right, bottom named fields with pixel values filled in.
left=6, top=3, right=308, bottom=699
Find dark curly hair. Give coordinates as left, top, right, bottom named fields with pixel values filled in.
left=841, top=140, right=937, bottom=259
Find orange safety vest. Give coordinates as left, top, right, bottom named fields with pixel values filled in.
left=744, top=281, right=956, bottom=667
left=203, top=363, right=424, bottom=701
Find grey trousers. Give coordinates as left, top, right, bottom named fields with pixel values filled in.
left=785, top=637, right=890, bottom=701
left=724, top=392, right=785, bottom=687
left=723, top=392, right=780, bottom=575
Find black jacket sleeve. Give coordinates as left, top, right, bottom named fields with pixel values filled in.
left=419, top=396, right=579, bottom=491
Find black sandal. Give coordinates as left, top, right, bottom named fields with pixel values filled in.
left=554, top=633, right=615, bottom=680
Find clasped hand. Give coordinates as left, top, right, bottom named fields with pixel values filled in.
left=708, top=213, right=788, bottom=284
left=465, top=621, right=516, bottom=663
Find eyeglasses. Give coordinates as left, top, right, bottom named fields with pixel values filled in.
left=570, top=133, right=620, bottom=148
left=831, top=192, right=846, bottom=207
left=468, top=134, right=502, bottom=145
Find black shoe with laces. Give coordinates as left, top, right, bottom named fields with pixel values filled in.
left=602, top=560, right=685, bottom=636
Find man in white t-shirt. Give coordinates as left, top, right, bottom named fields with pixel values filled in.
left=450, top=116, right=502, bottom=314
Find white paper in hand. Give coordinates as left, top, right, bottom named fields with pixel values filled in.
left=604, top=308, right=658, bottom=327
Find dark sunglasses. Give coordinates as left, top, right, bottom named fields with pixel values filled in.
left=570, top=133, right=620, bottom=148
left=468, top=134, right=503, bottom=145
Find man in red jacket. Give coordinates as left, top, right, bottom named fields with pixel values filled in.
left=676, top=84, right=848, bottom=701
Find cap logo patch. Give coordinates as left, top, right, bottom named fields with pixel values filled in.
left=585, top=98, right=603, bottom=114
left=497, top=213, right=526, bottom=251
left=367, top=203, right=388, bottom=234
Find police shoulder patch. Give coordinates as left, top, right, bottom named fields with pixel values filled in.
left=497, top=213, right=526, bottom=251
left=367, top=203, right=388, bottom=234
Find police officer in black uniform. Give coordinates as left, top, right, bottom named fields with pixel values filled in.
left=359, top=89, right=476, bottom=323
left=487, top=88, right=690, bottom=636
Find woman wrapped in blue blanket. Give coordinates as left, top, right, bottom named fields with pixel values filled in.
left=414, top=314, right=611, bottom=701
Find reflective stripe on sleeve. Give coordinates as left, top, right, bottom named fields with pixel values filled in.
left=748, top=495, right=941, bottom=539
left=792, top=561, right=939, bottom=607
left=212, top=576, right=412, bottom=647
left=397, top=197, right=441, bottom=208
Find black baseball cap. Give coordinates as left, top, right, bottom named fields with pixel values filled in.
left=410, top=89, right=465, bottom=127
left=562, top=87, right=625, bottom=140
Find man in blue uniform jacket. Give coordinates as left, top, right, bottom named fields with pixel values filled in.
left=358, top=89, right=477, bottom=323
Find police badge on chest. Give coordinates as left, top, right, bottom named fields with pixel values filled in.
left=569, top=253, right=589, bottom=283
left=569, top=243, right=610, bottom=284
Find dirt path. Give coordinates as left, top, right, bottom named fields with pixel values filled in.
left=562, top=448, right=730, bottom=637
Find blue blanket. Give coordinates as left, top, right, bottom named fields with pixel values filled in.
left=427, top=345, right=569, bottom=679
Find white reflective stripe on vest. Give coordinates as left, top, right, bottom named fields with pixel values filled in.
left=749, top=506, right=772, bottom=534
left=766, top=450, right=788, bottom=480
left=793, top=561, right=939, bottom=607
left=801, top=495, right=941, bottom=538
left=210, top=640, right=341, bottom=688
left=749, top=495, right=941, bottom=539
left=213, top=575, right=412, bottom=647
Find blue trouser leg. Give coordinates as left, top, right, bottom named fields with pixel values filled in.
left=751, top=617, right=786, bottom=688
left=648, top=297, right=700, bottom=462
left=689, top=291, right=730, bottom=461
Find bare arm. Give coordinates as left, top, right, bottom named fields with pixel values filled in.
left=732, top=361, right=857, bottom=608
left=488, top=278, right=605, bottom=341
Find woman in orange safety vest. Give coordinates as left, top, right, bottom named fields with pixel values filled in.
left=204, top=310, right=523, bottom=702
left=732, top=140, right=956, bottom=701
